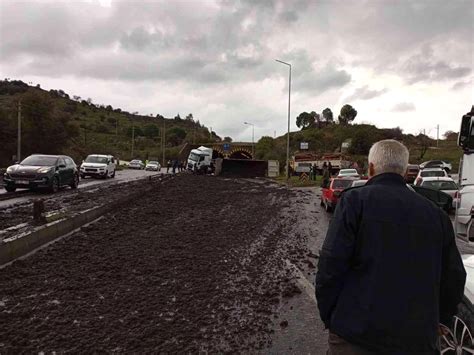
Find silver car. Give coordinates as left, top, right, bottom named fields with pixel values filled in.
left=128, top=159, right=144, bottom=169
left=145, top=161, right=161, bottom=171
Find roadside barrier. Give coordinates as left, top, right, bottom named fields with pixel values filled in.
left=0, top=174, right=172, bottom=266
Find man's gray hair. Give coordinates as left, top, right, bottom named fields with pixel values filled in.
left=368, top=139, right=409, bottom=176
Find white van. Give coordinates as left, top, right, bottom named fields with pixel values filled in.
left=80, top=154, right=116, bottom=179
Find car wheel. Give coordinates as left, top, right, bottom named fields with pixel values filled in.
left=70, top=174, right=79, bottom=189
left=325, top=200, right=332, bottom=212
left=320, top=197, right=324, bottom=206
left=440, top=305, right=474, bottom=354
left=111, top=170, right=115, bottom=178
left=50, top=176, right=60, bottom=193
left=103, top=171, right=108, bottom=179
left=5, top=185, right=16, bottom=193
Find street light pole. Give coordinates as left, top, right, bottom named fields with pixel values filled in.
left=244, top=122, right=255, bottom=158
left=275, top=59, right=291, bottom=180
left=17, top=100, right=22, bottom=162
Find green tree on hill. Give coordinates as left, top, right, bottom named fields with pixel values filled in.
left=338, top=104, right=357, bottom=125
left=296, top=111, right=315, bottom=129
left=167, top=127, right=186, bottom=145
left=144, top=124, right=160, bottom=138
left=322, top=108, right=334, bottom=123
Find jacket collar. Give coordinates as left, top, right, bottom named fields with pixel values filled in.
left=366, top=172, right=406, bottom=186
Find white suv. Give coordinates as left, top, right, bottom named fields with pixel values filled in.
left=414, top=168, right=448, bottom=186
left=80, top=154, right=116, bottom=179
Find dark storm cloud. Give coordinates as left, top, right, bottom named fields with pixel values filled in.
left=0, top=0, right=471, bottom=95
left=344, top=86, right=388, bottom=102
left=401, top=46, right=471, bottom=84
left=279, top=10, right=298, bottom=23
left=452, top=80, right=472, bottom=90
left=391, top=102, right=416, bottom=112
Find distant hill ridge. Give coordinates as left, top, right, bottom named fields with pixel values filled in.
left=0, top=80, right=221, bottom=166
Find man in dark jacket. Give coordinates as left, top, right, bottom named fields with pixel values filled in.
left=315, top=139, right=466, bottom=354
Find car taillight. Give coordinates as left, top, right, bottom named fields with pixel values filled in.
left=415, top=178, right=421, bottom=185
left=454, top=191, right=459, bottom=198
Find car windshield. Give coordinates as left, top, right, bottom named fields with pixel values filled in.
left=189, top=153, right=200, bottom=162
left=421, top=170, right=445, bottom=177
left=85, top=156, right=108, bottom=164
left=332, top=179, right=354, bottom=189
left=148, top=161, right=158, bottom=165
left=20, top=155, right=58, bottom=166
left=422, top=181, right=458, bottom=190
left=340, top=169, right=357, bottom=175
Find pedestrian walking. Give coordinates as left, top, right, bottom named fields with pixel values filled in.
left=313, top=163, right=318, bottom=181
left=167, top=160, right=171, bottom=173
left=321, top=165, right=330, bottom=188
left=172, top=159, right=178, bottom=174
left=327, top=161, right=332, bottom=176
left=315, top=139, right=466, bottom=354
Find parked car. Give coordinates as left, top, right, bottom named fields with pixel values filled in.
left=405, top=164, right=420, bottom=183
left=410, top=185, right=453, bottom=213
left=415, top=168, right=448, bottom=185
left=440, top=254, right=474, bottom=353
left=420, top=160, right=452, bottom=173
left=418, top=177, right=459, bottom=208
left=80, top=154, right=116, bottom=179
left=128, top=159, right=145, bottom=169
left=145, top=161, right=161, bottom=171
left=337, top=168, right=360, bottom=179
left=3, top=154, right=79, bottom=193
left=320, top=178, right=356, bottom=212
left=350, top=179, right=367, bottom=188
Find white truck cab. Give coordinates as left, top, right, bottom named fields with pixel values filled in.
left=80, top=154, right=117, bottom=179
left=455, top=106, right=474, bottom=243
left=187, top=146, right=213, bottom=173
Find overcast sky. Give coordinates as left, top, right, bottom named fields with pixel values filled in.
left=0, top=0, right=472, bottom=141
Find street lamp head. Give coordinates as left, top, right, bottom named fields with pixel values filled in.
left=275, top=59, right=291, bottom=67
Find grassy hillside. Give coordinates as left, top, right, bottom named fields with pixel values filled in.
left=0, top=80, right=219, bottom=166
left=256, top=123, right=462, bottom=173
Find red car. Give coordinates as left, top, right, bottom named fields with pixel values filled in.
left=320, top=178, right=356, bottom=212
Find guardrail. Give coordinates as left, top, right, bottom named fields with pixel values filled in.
left=0, top=173, right=171, bottom=267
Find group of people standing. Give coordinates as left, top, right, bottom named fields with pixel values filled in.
left=166, top=160, right=186, bottom=174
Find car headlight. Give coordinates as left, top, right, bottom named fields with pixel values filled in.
left=38, top=167, right=53, bottom=174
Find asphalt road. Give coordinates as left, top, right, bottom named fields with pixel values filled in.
left=0, top=168, right=167, bottom=208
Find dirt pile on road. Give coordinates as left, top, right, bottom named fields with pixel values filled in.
left=0, top=175, right=312, bottom=353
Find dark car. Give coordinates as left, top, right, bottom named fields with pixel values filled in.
left=411, top=185, right=453, bottom=213
left=405, top=164, right=420, bottom=183
left=3, top=154, right=79, bottom=193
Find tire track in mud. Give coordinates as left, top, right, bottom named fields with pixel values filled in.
left=0, top=175, right=317, bottom=353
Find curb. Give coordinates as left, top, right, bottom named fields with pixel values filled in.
left=0, top=174, right=172, bottom=266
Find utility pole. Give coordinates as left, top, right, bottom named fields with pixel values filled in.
left=437, top=124, right=439, bottom=148
left=275, top=59, right=292, bottom=180
left=131, top=122, right=135, bottom=159
left=17, top=100, right=21, bottom=162
left=162, top=119, right=166, bottom=167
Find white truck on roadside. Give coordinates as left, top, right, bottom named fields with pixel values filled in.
left=187, top=146, right=213, bottom=173
left=80, top=154, right=117, bottom=179
left=455, top=106, right=474, bottom=243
